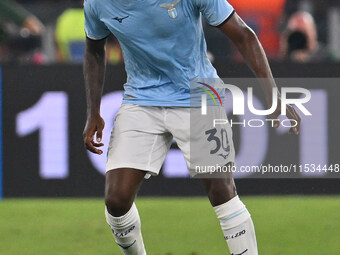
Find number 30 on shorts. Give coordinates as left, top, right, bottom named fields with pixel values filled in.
left=205, top=128, right=230, bottom=155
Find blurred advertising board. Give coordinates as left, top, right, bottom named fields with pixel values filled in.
left=1, top=63, right=340, bottom=197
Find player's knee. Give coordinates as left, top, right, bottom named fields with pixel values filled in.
left=105, top=190, right=133, bottom=216
left=225, top=179, right=237, bottom=196
left=211, top=185, right=236, bottom=198
left=208, top=179, right=237, bottom=205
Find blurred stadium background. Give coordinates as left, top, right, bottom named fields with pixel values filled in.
left=1, top=0, right=340, bottom=254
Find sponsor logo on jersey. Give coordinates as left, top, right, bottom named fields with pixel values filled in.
left=113, top=16, right=129, bottom=23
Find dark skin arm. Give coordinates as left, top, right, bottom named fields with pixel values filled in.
left=83, top=37, right=107, bottom=154
left=219, top=13, right=301, bottom=134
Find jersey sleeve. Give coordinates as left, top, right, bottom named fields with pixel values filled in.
left=194, top=0, right=235, bottom=27
left=84, top=1, right=110, bottom=40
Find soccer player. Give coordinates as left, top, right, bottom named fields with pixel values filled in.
left=82, top=0, right=301, bottom=254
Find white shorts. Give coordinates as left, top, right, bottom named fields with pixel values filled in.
left=106, top=104, right=235, bottom=178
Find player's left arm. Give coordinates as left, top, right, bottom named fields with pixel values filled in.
left=219, top=13, right=301, bottom=134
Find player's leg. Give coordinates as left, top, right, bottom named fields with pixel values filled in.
left=104, top=104, right=172, bottom=255
left=105, top=168, right=145, bottom=216
left=168, top=106, right=258, bottom=254
left=200, top=169, right=258, bottom=255
left=105, top=168, right=147, bottom=255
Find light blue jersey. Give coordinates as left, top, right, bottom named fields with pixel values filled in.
left=84, top=0, right=234, bottom=106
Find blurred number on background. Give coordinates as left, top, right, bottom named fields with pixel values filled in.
left=16, top=92, right=68, bottom=179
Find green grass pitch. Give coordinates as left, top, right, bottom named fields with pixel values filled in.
left=0, top=196, right=339, bottom=255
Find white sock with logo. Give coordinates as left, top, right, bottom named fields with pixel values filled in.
left=214, top=196, right=258, bottom=255
left=105, top=203, right=146, bottom=255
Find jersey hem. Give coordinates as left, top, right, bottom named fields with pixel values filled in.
left=85, top=33, right=110, bottom=41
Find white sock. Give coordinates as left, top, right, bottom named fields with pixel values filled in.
left=214, top=196, right=258, bottom=255
left=105, top=203, right=146, bottom=255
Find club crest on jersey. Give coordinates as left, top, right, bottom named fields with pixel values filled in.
left=160, top=0, right=181, bottom=19
left=168, top=8, right=178, bottom=18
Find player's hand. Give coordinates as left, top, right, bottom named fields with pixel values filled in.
left=83, top=114, right=105, bottom=154
left=269, top=97, right=301, bottom=135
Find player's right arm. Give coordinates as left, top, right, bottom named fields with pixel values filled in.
left=83, top=37, right=106, bottom=155
left=83, top=0, right=111, bottom=154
